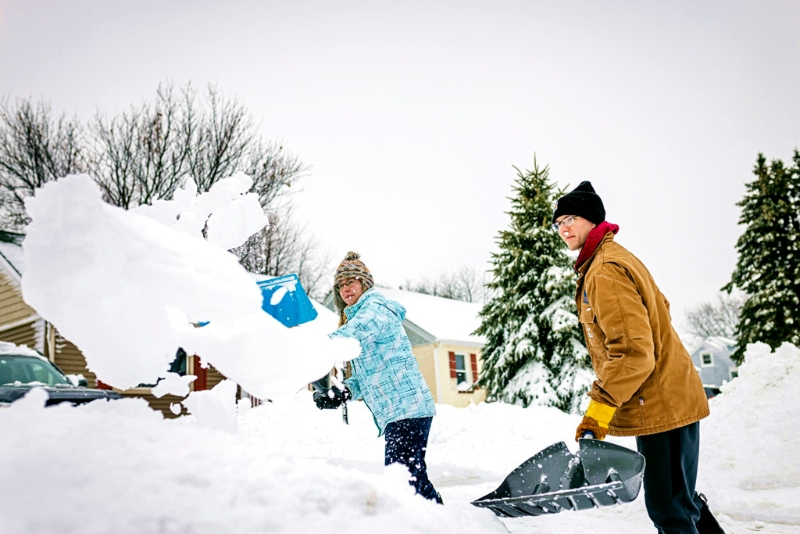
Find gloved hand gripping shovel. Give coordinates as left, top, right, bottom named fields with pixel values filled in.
left=310, top=374, right=349, bottom=424
left=472, top=439, right=645, bottom=518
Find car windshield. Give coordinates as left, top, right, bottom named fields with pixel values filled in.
left=0, top=355, right=71, bottom=386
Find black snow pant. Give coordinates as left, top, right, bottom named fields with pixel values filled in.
left=636, top=422, right=704, bottom=534
left=384, top=416, right=440, bottom=502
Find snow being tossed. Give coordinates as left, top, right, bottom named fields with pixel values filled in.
left=20, top=173, right=358, bottom=409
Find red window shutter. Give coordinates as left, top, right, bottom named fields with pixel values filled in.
left=470, top=353, right=479, bottom=383
left=192, top=355, right=208, bottom=391
left=448, top=351, right=457, bottom=379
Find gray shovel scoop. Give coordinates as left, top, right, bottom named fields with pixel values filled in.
left=471, top=439, right=645, bottom=518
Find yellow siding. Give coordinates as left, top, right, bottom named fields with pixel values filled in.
left=0, top=271, right=37, bottom=326
left=53, top=332, right=98, bottom=388
left=0, top=320, right=38, bottom=352
left=118, top=390, right=189, bottom=418
left=412, top=344, right=438, bottom=400
left=206, top=366, right=225, bottom=390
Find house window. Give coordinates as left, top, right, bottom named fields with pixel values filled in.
left=169, top=348, right=188, bottom=375
left=700, top=352, right=713, bottom=367
left=449, top=351, right=477, bottom=391
left=455, top=354, right=468, bottom=384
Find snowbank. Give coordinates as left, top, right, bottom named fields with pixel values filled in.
left=0, top=389, right=505, bottom=534
left=1, top=343, right=799, bottom=532
left=699, top=341, right=800, bottom=522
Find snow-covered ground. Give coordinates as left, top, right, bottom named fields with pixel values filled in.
left=1, top=341, right=799, bottom=533
left=2, top=174, right=799, bottom=533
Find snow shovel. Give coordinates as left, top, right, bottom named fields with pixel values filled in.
left=471, top=439, right=645, bottom=518
left=256, top=273, right=318, bottom=327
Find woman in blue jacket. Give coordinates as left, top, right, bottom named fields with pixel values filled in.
left=314, top=251, right=441, bottom=504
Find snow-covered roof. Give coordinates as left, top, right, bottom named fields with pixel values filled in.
left=694, top=336, right=737, bottom=353
left=0, top=240, right=24, bottom=280
left=375, top=288, right=485, bottom=347
left=704, top=336, right=737, bottom=349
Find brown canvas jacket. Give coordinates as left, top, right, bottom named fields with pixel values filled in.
left=576, top=232, right=709, bottom=437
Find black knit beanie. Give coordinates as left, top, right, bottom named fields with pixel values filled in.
left=552, top=181, right=606, bottom=224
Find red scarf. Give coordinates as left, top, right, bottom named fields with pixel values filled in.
left=575, top=221, right=619, bottom=271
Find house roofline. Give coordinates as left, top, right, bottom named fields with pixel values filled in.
left=321, top=289, right=483, bottom=348
left=401, top=317, right=436, bottom=344
left=0, top=314, right=41, bottom=334
left=0, top=230, right=24, bottom=283
left=0, top=247, right=22, bottom=285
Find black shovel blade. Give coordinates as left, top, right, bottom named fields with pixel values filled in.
left=471, top=439, right=645, bottom=518
left=578, top=438, right=645, bottom=503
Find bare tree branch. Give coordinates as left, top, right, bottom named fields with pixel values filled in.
left=684, top=292, right=745, bottom=344
left=401, top=265, right=486, bottom=302
left=90, top=83, right=193, bottom=208
left=2, top=85, right=325, bottom=300
left=0, top=97, right=86, bottom=229
left=231, top=204, right=334, bottom=300
left=188, top=85, right=254, bottom=193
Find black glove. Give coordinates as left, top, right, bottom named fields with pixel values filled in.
left=313, top=387, right=350, bottom=410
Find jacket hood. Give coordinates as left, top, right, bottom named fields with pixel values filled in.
left=346, top=289, right=407, bottom=322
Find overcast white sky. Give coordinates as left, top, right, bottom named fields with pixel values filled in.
left=1, top=0, right=799, bottom=328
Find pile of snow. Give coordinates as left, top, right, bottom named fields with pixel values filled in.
left=0, top=389, right=506, bottom=534
left=0, top=341, right=40, bottom=357
left=20, top=174, right=358, bottom=400
left=1, top=342, right=799, bottom=532
left=699, top=341, right=800, bottom=522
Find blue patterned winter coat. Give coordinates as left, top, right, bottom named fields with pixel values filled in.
left=331, top=289, right=436, bottom=435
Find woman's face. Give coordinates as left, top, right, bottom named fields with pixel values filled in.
left=338, top=277, right=364, bottom=306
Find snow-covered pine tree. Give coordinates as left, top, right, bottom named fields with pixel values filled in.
left=475, top=159, right=592, bottom=413
left=724, top=150, right=800, bottom=364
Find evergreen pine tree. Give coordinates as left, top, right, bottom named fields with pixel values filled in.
left=475, top=159, right=592, bottom=413
left=724, top=150, right=800, bottom=364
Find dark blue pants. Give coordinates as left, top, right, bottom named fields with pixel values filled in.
left=384, top=417, right=439, bottom=501
left=636, top=422, right=704, bottom=534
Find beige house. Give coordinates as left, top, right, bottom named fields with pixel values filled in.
left=323, top=287, right=487, bottom=408
left=0, top=230, right=224, bottom=417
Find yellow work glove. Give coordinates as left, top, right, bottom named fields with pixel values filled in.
left=575, top=399, right=617, bottom=441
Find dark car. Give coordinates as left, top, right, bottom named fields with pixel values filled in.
left=0, top=352, right=122, bottom=407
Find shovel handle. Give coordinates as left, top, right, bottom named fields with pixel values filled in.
left=581, top=431, right=595, bottom=439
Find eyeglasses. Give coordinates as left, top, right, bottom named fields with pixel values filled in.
left=552, top=216, right=580, bottom=232
left=337, top=278, right=359, bottom=291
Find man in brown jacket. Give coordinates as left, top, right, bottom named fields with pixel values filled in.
left=553, top=181, right=724, bottom=534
